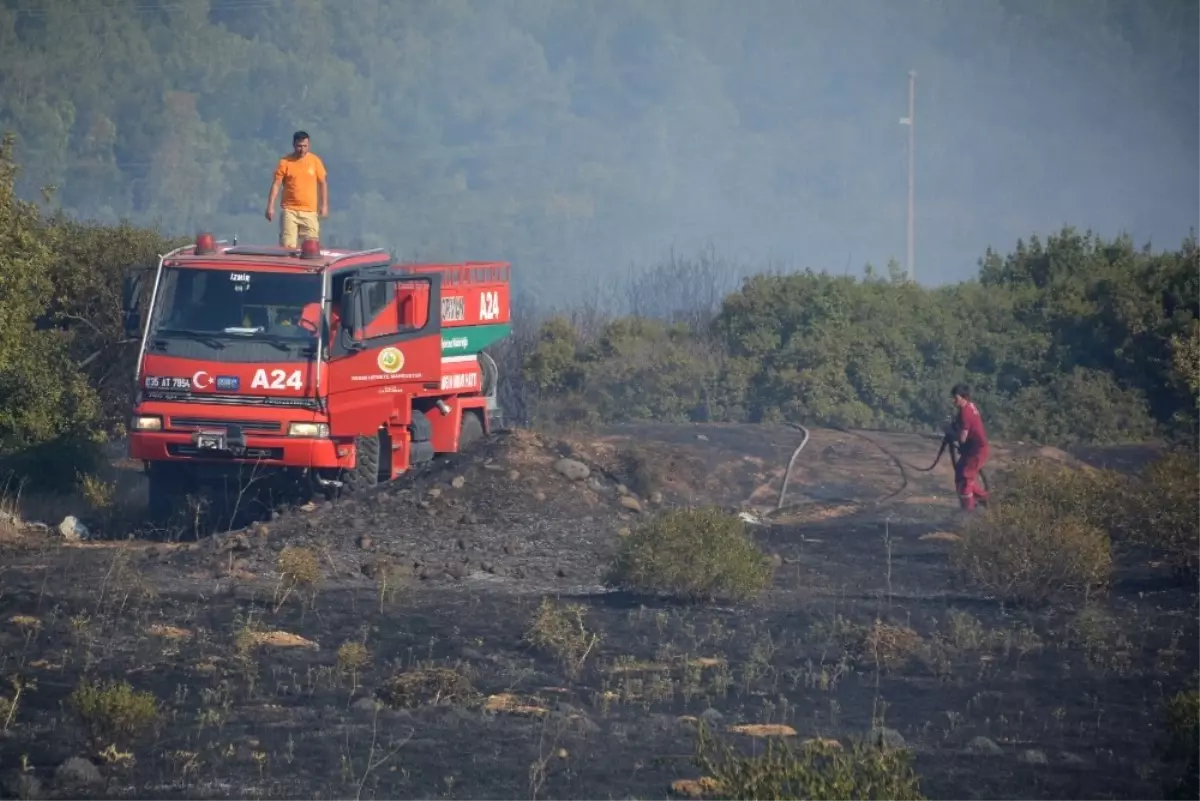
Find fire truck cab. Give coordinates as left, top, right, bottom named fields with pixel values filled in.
left=121, top=234, right=511, bottom=526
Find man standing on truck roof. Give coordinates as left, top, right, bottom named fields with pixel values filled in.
left=945, top=382, right=990, bottom=512
left=265, top=130, right=328, bottom=249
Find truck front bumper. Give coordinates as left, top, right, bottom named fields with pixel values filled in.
left=129, top=430, right=355, bottom=471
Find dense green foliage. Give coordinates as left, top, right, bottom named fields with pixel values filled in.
left=0, top=136, right=176, bottom=489
left=0, top=0, right=1195, bottom=297
left=521, top=231, right=1199, bottom=445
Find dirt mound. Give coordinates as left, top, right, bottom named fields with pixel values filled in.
left=147, top=429, right=676, bottom=592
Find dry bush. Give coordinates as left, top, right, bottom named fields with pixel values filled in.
left=692, top=722, right=925, bottom=800
left=337, top=641, right=371, bottom=689
left=524, top=597, right=600, bottom=678
left=951, top=500, right=1112, bottom=605
left=607, top=507, right=773, bottom=602
left=1118, top=450, right=1199, bottom=575
left=991, top=458, right=1126, bottom=531
left=858, top=620, right=925, bottom=670
left=274, top=545, right=322, bottom=610
left=379, top=665, right=477, bottom=709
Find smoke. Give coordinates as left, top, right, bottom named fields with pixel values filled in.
left=1, top=0, right=1195, bottom=304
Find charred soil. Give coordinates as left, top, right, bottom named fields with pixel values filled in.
left=0, top=424, right=1194, bottom=800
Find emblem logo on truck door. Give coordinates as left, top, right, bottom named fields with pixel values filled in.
left=377, top=347, right=405, bottom=374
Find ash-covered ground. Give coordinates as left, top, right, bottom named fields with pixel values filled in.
left=0, top=424, right=1194, bottom=800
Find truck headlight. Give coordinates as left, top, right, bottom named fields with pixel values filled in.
left=288, top=422, right=329, bottom=438
left=133, top=415, right=162, bottom=431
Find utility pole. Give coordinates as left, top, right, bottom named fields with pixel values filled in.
left=899, top=69, right=916, bottom=282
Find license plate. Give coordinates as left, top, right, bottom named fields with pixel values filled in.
left=145, top=375, right=192, bottom=390
left=196, top=432, right=226, bottom=450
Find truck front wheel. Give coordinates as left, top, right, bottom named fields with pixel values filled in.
left=147, top=465, right=188, bottom=528
left=339, top=434, right=381, bottom=496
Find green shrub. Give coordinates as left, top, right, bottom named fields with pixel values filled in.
left=69, top=678, right=160, bottom=747
left=606, top=507, right=773, bottom=602
left=692, top=722, right=925, bottom=800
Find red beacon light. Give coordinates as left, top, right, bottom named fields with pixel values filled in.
left=194, top=232, right=217, bottom=255
left=300, top=239, right=322, bottom=259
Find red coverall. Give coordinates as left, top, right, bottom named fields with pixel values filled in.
left=953, top=401, right=990, bottom=511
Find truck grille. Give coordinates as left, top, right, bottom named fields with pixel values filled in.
left=169, top=417, right=282, bottom=432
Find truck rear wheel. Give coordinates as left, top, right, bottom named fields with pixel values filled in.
left=459, top=410, right=484, bottom=449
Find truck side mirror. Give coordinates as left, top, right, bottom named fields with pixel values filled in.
left=121, top=274, right=142, bottom=339
left=338, top=289, right=357, bottom=338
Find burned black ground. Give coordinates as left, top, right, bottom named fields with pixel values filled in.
left=0, top=424, right=1195, bottom=800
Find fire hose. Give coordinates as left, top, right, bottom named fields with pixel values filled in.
left=906, top=430, right=990, bottom=493
left=773, top=423, right=988, bottom=514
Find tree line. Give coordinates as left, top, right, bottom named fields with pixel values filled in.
left=510, top=231, right=1199, bottom=447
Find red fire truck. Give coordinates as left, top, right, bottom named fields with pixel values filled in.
left=121, top=234, right=511, bottom=526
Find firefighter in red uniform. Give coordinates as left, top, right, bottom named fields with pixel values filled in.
left=945, top=383, right=990, bottom=511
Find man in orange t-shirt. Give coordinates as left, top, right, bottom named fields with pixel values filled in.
left=265, top=130, right=328, bottom=248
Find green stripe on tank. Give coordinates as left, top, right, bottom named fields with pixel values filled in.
left=441, top=323, right=512, bottom=355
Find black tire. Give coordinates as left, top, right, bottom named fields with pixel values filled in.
left=410, top=410, right=432, bottom=442
left=147, top=467, right=233, bottom=537
left=479, top=351, right=498, bottom=397
left=340, top=433, right=381, bottom=495
left=459, top=410, right=484, bottom=450
left=147, top=465, right=193, bottom=529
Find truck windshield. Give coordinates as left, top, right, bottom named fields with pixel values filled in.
left=151, top=268, right=322, bottom=341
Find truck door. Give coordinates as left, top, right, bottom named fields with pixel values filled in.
left=325, top=272, right=442, bottom=439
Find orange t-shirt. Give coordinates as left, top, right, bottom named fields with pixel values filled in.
left=274, top=152, right=327, bottom=212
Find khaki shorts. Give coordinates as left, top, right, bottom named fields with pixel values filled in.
left=279, top=208, right=320, bottom=248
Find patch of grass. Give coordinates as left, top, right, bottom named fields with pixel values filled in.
left=78, top=470, right=115, bottom=511
left=524, top=597, right=600, bottom=678
left=607, top=506, right=774, bottom=602
left=1164, top=688, right=1199, bottom=752
left=1161, top=688, right=1199, bottom=799
left=951, top=497, right=1112, bottom=605
left=69, top=677, right=160, bottom=748
left=691, top=722, right=925, bottom=800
